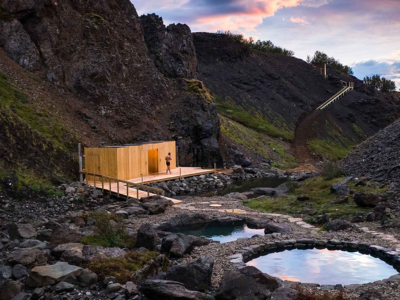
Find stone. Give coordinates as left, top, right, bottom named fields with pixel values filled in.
left=157, top=213, right=214, bottom=231
left=161, top=234, right=212, bottom=258
left=79, top=269, right=98, bottom=287
left=125, top=205, right=147, bottom=216
left=12, top=265, right=29, bottom=280
left=331, top=177, right=352, bottom=196
left=354, top=193, right=382, bottom=207
left=53, top=243, right=84, bottom=257
left=140, top=199, right=172, bottom=215
left=358, top=290, right=384, bottom=300
left=252, top=188, right=276, bottom=196
left=125, top=281, right=138, bottom=296
left=7, top=248, right=47, bottom=268
left=0, top=266, right=13, bottom=280
left=11, top=292, right=29, bottom=300
left=139, top=280, right=212, bottom=300
left=232, top=165, right=245, bottom=174
left=27, top=262, right=83, bottom=287
left=325, top=219, right=354, bottom=232
left=19, top=239, right=43, bottom=248
left=50, top=227, right=84, bottom=248
left=264, top=222, right=293, bottom=234
left=166, top=257, right=214, bottom=292
left=55, top=281, right=75, bottom=293
left=334, top=195, right=349, bottom=204
left=216, top=266, right=280, bottom=300
left=106, top=283, right=123, bottom=294
left=103, top=277, right=117, bottom=285
left=31, top=288, right=44, bottom=300
left=136, top=224, right=160, bottom=251
left=8, top=224, right=37, bottom=240
left=0, top=280, right=23, bottom=300
left=246, top=217, right=272, bottom=229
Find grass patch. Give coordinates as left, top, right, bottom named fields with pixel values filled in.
left=320, top=160, right=343, bottom=180
left=88, top=251, right=160, bottom=283
left=81, top=211, right=135, bottom=249
left=215, top=95, right=294, bottom=141
left=186, top=79, right=212, bottom=103
left=220, top=116, right=297, bottom=169
left=352, top=124, right=365, bottom=138
left=308, top=139, right=353, bottom=160
left=0, top=73, right=74, bottom=152
left=245, top=176, right=385, bottom=219
left=86, top=13, right=107, bottom=25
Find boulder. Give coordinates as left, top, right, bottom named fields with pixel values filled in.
left=354, top=193, right=382, bottom=207
left=27, top=262, right=83, bottom=287
left=53, top=243, right=84, bottom=262
left=31, top=288, right=44, bottom=300
left=12, top=265, right=29, bottom=280
left=125, top=205, right=147, bottom=216
left=251, top=188, right=276, bottom=196
left=140, top=199, right=173, bottom=215
left=331, top=177, right=352, bottom=196
left=139, top=280, right=212, bottom=300
left=232, top=165, right=245, bottom=174
left=223, top=193, right=248, bottom=201
left=79, top=269, right=98, bottom=287
left=0, top=280, right=23, bottom=300
left=270, top=287, right=298, bottom=300
left=216, top=266, right=280, bottom=300
left=132, top=254, right=169, bottom=284
left=10, top=292, right=29, bottom=300
left=0, top=266, right=13, bottom=280
left=246, top=217, right=272, bottom=229
left=358, top=290, right=384, bottom=300
left=136, top=224, right=160, bottom=251
left=7, top=248, right=47, bottom=268
left=158, top=213, right=213, bottom=231
left=166, top=257, right=214, bottom=292
left=8, top=224, right=37, bottom=240
left=50, top=227, right=84, bottom=248
left=325, top=219, right=354, bottom=232
left=264, top=222, right=292, bottom=234
left=55, top=281, right=74, bottom=293
left=161, top=234, right=212, bottom=258
left=126, top=281, right=139, bottom=296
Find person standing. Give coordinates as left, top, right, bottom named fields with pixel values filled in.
left=165, top=152, right=172, bottom=174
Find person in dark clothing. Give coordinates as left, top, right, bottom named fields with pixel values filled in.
left=165, top=152, right=172, bottom=174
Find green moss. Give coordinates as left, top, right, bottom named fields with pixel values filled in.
left=88, top=251, right=160, bottom=283
left=220, top=115, right=297, bottom=169
left=0, top=74, right=74, bottom=151
left=86, top=13, right=107, bottom=24
left=245, top=176, right=381, bottom=219
left=352, top=124, right=365, bottom=138
left=307, top=139, right=354, bottom=160
left=186, top=80, right=212, bottom=103
left=215, top=95, right=294, bottom=141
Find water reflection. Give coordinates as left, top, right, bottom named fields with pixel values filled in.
left=246, top=249, right=398, bottom=285
left=176, top=224, right=264, bottom=243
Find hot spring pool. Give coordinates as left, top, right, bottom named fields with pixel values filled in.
left=174, top=223, right=264, bottom=243
left=246, top=248, right=398, bottom=285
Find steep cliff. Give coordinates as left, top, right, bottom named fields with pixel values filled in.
left=0, top=0, right=222, bottom=194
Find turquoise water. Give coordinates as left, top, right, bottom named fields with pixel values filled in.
left=176, top=224, right=264, bottom=243
left=246, top=249, right=398, bottom=285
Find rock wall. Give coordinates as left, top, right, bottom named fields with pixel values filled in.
left=140, top=14, right=197, bottom=79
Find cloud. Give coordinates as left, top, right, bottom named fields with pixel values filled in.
left=352, top=60, right=400, bottom=89
left=290, top=17, right=309, bottom=25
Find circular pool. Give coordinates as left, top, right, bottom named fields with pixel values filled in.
left=246, top=248, right=399, bottom=285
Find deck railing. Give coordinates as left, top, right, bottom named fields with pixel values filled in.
left=81, top=171, right=164, bottom=199
left=317, top=82, right=354, bottom=110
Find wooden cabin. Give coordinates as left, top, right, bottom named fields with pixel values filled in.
left=84, top=141, right=176, bottom=180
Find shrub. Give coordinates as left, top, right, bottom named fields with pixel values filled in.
left=364, top=75, right=396, bottom=92
left=88, top=251, right=160, bottom=283
left=320, top=161, right=343, bottom=180
left=81, top=211, right=135, bottom=248
left=307, top=51, right=353, bottom=75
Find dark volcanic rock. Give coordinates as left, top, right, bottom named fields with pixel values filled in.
left=216, top=266, right=280, bottom=300
left=166, top=257, right=214, bottom=292
left=0, top=279, right=23, bottom=300
left=7, top=248, right=47, bottom=268
left=8, top=223, right=36, bottom=240
left=325, top=219, right=354, bottom=231
left=264, top=222, right=293, bottom=234
left=252, top=187, right=276, bottom=196
left=161, top=233, right=212, bottom=258
left=140, top=198, right=173, bottom=215
left=354, top=193, right=382, bottom=207
left=140, top=14, right=197, bottom=79
left=157, top=213, right=214, bottom=231
left=139, top=280, right=212, bottom=300
left=136, top=224, right=160, bottom=251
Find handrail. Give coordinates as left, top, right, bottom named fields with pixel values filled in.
left=80, top=171, right=164, bottom=199
left=317, top=84, right=353, bottom=110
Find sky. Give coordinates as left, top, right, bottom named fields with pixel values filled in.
left=133, top=0, right=400, bottom=89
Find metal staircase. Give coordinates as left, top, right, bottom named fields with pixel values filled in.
left=317, top=82, right=354, bottom=110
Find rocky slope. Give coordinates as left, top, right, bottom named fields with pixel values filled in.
left=194, top=33, right=400, bottom=162
left=0, top=0, right=222, bottom=194
left=342, top=118, right=400, bottom=187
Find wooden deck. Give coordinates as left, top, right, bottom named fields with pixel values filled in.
left=128, top=167, right=215, bottom=184
left=87, top=167, right=214, bottom=205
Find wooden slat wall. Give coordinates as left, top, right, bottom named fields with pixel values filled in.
left=84, top=141, right=177, bottom=181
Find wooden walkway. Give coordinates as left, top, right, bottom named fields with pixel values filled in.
left=87, top=167, right=215, bottom=205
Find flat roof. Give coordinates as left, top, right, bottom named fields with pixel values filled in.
left=102, top=141, right=171, bottom=148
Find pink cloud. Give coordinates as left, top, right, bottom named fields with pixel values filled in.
left=290, top=17, right=310, bottom=24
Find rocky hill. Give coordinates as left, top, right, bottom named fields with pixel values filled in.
left=342, top=118, right=400, bottom=187
left=0, top=0, right=222, bottom=194
left=194, top=33, right=400, bottom=164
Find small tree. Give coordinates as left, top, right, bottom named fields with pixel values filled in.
left=363, top=74, right=396, bottom=92
left=307, top=51, right=353, bottom=75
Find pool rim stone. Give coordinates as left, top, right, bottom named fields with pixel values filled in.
left=228, top=238, right=400, bottom=289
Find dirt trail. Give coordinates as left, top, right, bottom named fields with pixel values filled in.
left=292, top=110, right=322, bottom=165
